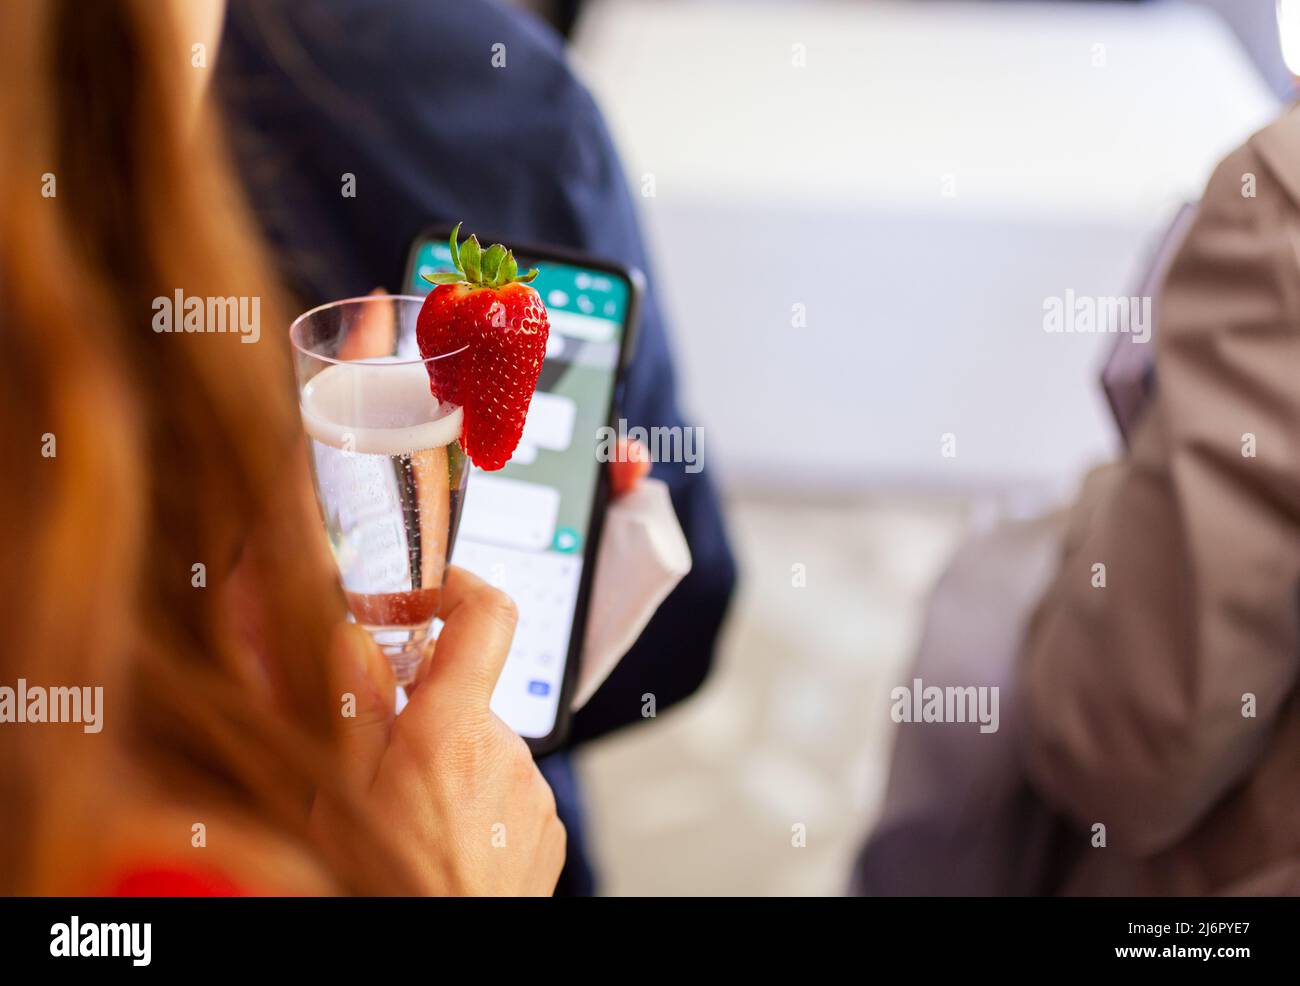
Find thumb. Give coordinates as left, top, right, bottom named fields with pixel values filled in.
left=335, top=287, right=396, bottom=361
left=404, top=567, right=516, bottom=720
left=327, top=622, right=396, bottom=792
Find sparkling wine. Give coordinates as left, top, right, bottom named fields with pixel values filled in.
left=301, top=359, right=468, bottom=683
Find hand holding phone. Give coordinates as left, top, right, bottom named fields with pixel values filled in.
left=405, top=229, right=642, bottom=753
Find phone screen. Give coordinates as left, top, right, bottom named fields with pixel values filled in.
left=407, top=239, right=631, bottom=741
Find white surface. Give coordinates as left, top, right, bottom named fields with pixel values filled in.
left=573, top=0, right=1279, bottom=492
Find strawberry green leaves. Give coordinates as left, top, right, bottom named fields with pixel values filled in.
left=481, top=243, right=507, bottom=282
left=461, top=235, right=482, bottom=282
left=448, top=222, right=461, bottom=269
left=498, top=253, right=518, bottom=283
left=420, top=221, right=541, bottom=290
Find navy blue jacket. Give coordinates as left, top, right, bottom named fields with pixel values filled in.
left=216, top=0, right=736, bottom=746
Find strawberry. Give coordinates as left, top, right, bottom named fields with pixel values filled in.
left=415, top=223, right=549, bottom=470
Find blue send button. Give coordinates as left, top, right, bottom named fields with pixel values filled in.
left=527, top=680, right=551, bottom=696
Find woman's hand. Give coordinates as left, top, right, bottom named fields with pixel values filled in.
left=310, top=433, right=649, bottom=892
left=320, top=567, right=565, bottom=895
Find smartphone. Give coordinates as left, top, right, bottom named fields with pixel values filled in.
left=404, top=227, right=642, bottom=754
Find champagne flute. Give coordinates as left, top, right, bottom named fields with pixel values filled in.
left=289, top=295, right=470, bottom=685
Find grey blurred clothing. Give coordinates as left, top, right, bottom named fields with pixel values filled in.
left=852, top=514, right=1073, bottom=896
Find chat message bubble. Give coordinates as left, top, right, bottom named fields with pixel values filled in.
left=548, top=309, right=615, bottom=343
left=507, top=442, right=537, bottom=465
left=457, top=474, right=559, bottom=551
left=520, top=390, right=576, bottom=452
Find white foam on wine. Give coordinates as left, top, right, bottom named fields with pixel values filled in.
left=301, top=360, right=462, bottom=455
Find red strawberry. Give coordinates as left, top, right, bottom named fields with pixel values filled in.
left=415, top=281, right=476, bottom=407
left=415, top=223, right=549, bottom=470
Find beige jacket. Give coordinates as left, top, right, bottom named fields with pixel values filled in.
left=1021, top=107, right=1300, bottom=895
